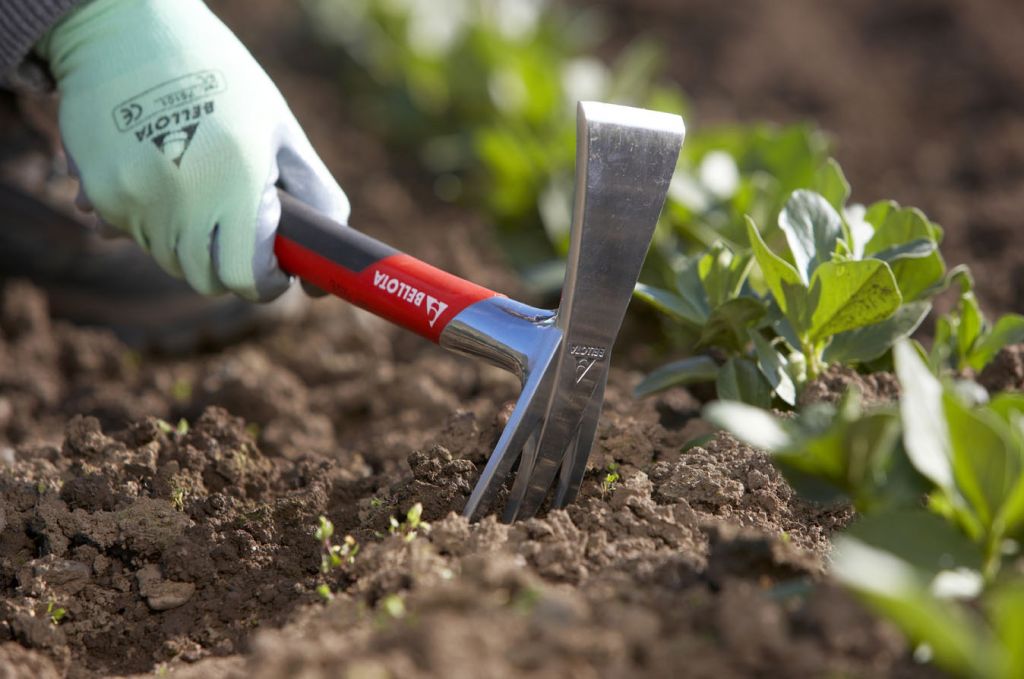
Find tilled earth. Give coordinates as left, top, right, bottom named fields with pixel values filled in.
left=2, top=0, right=1021, bottom=676
left=1, top=281, right=933, bottom=678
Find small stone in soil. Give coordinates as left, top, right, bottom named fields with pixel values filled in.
left=136, top=564, right=196, bottom=612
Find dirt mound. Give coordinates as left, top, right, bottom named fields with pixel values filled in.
left=799, top=366, right=901, bottom=407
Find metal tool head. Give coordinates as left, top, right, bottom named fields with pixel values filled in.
left=441, top=102, right=684, bottom=521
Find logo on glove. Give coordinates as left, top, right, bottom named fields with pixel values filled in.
left=151, top=124, right=200, bottom=167
left=112, top=71, right=226, bottom=169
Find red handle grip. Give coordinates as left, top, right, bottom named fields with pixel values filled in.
left=274, top=192, right=500, bottom=342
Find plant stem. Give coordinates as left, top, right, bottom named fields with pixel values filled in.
left=803, top=341, right=824, bottom=382
left=982, top=531, right=1003, bottom=584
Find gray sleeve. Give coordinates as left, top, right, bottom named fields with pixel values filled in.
left=1, top=0, right=85, bottom=87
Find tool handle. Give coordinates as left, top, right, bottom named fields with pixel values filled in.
left=274, top=191, right=500, bottom=342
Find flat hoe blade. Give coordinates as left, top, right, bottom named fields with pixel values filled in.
left=274, top=101, right=683, bottom=522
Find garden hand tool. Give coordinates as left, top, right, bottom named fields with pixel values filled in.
left=275, top=101, right=684, bottom=521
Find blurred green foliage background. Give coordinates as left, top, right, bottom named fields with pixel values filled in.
left=302, top=0, right=833, bottom=289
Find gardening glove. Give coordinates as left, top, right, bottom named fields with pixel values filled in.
left=36, top=0, right=350, bottom=301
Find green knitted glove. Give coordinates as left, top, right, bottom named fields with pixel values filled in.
left=37, top=0, right=350, bottom=301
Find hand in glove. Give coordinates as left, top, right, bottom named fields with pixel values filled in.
left=37, top=0, right=349, bottom=301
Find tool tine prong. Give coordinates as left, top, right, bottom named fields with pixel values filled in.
left=501, top=424, right=542, bottom=522
left=462, top=345, right=558, bottom=521
left=555, top=375, right=606, bottom=507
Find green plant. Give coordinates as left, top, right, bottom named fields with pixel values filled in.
left=315, top=584, right=334, bottom=602
left=930, top=268, right=1024, bottom=375
left=389, top=502, right=430, bottom=542
left=170, top=486, right=186, bottom=512
left=379, top=593, right=406, bottom=620
left=314, top=515, right=359, bottom=601
left=45, top=599, right=67, bottom=625
left=658, top=124, right=834, bottom=257
left=706, top=339, right=1024, bottom=678
left=708, top=390, right=911, bottom=512
left=599, top=462, right=620, bottom=496
left=636, top=183, right=945, bottom=406
left=156, top=418, right=190, bottom=436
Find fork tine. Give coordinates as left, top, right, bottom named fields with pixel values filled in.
left=462, top=346, right=558, bottom=520
left=503, top=417, right=543, bottom=521
left=554, top=373, right=606, bottom=507
left=503, top=359, right=603, bottom=521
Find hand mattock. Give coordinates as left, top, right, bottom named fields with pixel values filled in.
left=274, top=101, right=685, bottom=521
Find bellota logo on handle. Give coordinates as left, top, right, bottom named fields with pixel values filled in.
left=274, top=228, right=498, bottom=342
left=425, top=296, right=449, bottom=328
left=371, top=270, right=450, bottom=327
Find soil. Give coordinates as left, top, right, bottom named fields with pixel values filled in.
left=799, top=366, right=902, bottom=408
left=1, top=280, right=928, bottom=678
left=2, top=0, right=1020, bottom=677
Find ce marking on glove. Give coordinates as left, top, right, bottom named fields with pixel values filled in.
left=113, top=71, right=226, bottom=132
left=118, top=102, right=144, bottom=128
left=112, top=71, right=227, bottom=168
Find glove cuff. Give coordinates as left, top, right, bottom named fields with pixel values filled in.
left=0, top=0, right=86, bottom=87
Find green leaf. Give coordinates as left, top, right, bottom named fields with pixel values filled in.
left=709, top=393, right=907, bottom=509
left=746, top=217, right=806, bottom=322
left=826, top=410, right=904, bottom=507
left=871, top=238, right=937, bottom=263
left=698, top=244, right=753, bottom=308
left=956, top=290, right=985, bottom=366
left=865, top=203, right=942, bottom=251
left=931, top=313, right=956, bottom=372
left=764, top=302, right=803, bottom=351
left=634, top=355, right=720, bottom=398
left=969, top=313, right=1024, bottom=372
left=750, top=330, right=796, bottom=406
left=843, top=509, right=983, bottom=577
left=989, top=393, right=1024, bottom=425
left=998, top=475, right=1024, bottom=542
left=988, top=582, right=1024, bottom=679
left=778, top=189, right=844, bottom=284
left=698, top=297, right=766, bottom=352
left=716, top=357, right=772, bottom=407
left=945, top=392, right=1021, bottom=533
left=823, top=301, right=931, bottom=364
left=703, top=400, right=791, bottom=451
left=773, top=466, right=848, bottom=506
left=778, top=397, right=903, bottom=509
left=634, top=283, right=707, bottom=327
left=813, top=158, right=850, bottom=211
left=864, top=204, right=945, bottom=300
left=674, top=255, right=710, bottom=302
left=894, top=340, right=954, bottom=491
left=807, top=260, right=902, bottom=343
left=833, top=536, right=988, bottom=678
